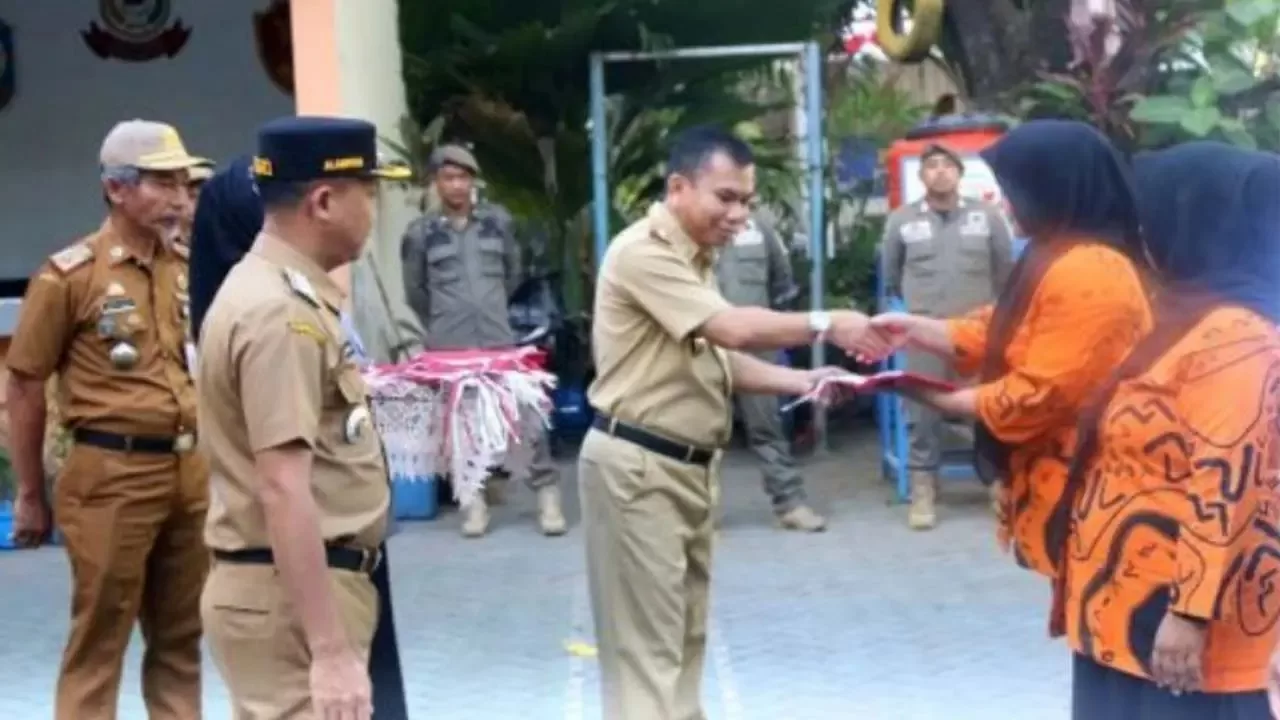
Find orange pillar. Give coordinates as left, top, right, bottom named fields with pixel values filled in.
left=289, top=0, right=350, bottom=296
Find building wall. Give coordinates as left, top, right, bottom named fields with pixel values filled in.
left=0, top=0, right=293, bottom=285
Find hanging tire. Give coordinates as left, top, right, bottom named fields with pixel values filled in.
left=876, top=0, right=946, bottom=64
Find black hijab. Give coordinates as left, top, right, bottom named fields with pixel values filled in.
left=1048, top=143, right=1280, bottom=635
left=1134, top=141, right=1280, bottom=323
left=189, top=155, right=263, bottom=343
left=972, top=120, right=1143, bottom=485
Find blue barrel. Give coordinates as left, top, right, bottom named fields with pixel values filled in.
left=0, top=502, right=13, bottom=550
left=391, top=473, right=438, bottom=521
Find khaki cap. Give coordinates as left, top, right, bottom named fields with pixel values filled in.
left=99, top=120, right=212, bottom=172
left=431, top=144, right=480, bottom=175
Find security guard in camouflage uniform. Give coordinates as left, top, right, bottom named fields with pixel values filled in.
left=715, top=215, right=826, bottom=531
left=400, top=144, right=565, bottom=538
left=881, top=143, right=1015, bottom=530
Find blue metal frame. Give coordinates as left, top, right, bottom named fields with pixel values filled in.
left=874, top=256, right=978, bottom=503
left=588, top=41, right=829, bottom=444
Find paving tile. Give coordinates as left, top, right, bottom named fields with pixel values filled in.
left=0, top=429, right=1071, bottom=719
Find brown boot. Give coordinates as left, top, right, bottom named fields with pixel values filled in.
left=907, top=471, right=938, bottom=530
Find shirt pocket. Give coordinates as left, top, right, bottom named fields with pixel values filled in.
left=426, top=243, right=463, bottom=284
left=734, top=244, right=769, bottom=287
left=477, top=236, right=507, bottom=280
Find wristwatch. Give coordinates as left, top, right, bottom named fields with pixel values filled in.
left=808, top=311, right=832, bottom=342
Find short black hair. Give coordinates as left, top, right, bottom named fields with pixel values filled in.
left=666, top=125, right=754, bottom=179
left=258, top=180, right=313, bottom=211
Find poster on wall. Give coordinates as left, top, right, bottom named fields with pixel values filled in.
left=254, top=0, right=295, bottom=96
left=82, top=0, right=192, bottom=62
left=0, top=20, right=13, bottom=112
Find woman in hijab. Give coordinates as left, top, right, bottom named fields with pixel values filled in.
left=872, top=120, right=1154, bottom=580
left=188, top=157, right=409, bottom=717
left=189, top=156, right=264, bottom=340
left=1058, top=143, right=1280, bottom=719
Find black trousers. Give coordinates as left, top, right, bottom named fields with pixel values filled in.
left=1072, top=653, right=1269, bottom=720
left=369, top=541, right=409, bottom=718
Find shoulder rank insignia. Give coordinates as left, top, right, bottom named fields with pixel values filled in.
left=50, top=244, right=93, bottom=274
left=282, top=268, right=320, bottom=308
left=287, top=320, right=329, bottom=344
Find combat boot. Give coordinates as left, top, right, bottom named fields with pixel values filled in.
left=777, top=505, right=827, bottom=532
left=907, top=471, right=938, bottom=530
left=461, top=497, right=490, bottom=538
left=537, top=486, right=567, bottom=536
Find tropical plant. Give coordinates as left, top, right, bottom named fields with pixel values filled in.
left=1128, top=0, right=1280, bottom=148
left=395, top=0, right=847, bottom=311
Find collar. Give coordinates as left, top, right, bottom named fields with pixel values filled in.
left=250, top=232, right=346, bottom=313
left=648, top=203, right=714, bottom=268
left=918, top=197, right=968, bottom=214
left=97, top=217, right=172, bottom=267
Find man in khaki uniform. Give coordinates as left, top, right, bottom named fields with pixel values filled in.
left=6, top=120, right=211, bottom=720
left=716, top=215, right=825, bottom=531
left=881, top=143, right=1014, bottom=529
left=401, top=144, right=564, bottom=537
left=582, top=126, right=893, bottom=719
left=198, top=116, right=408, bottom=719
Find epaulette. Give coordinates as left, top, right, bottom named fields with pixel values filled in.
left=282, top=268, right=321, bottom=309
left=49, top=243, right=94, bottom=274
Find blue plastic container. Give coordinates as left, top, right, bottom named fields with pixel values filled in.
left=0, top=501, right=14, bottom=550
left=391, top=474, right=438, bottom=521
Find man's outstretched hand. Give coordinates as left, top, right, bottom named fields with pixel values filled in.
left=828, top=310, right=902, bottom=361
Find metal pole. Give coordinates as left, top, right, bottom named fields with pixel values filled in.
left=803, top=40, right=828, bottom=454
left=590, top=52, right=610, bottom=269
left=599, top=42, right=808, bottom=62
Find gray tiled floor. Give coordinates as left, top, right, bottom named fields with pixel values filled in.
left=0, top=429, right=1072, bottom=719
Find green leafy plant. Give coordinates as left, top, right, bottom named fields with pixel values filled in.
left=1129, top=0, right=1280, bottom=148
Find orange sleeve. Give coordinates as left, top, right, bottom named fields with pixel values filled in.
left=975, top=246, right=1151, bottom=445
left=945, top=304, right=994, bottom=378
left=1166, top=316, right=1280, bottom=619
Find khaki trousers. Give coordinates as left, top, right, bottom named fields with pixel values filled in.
left=54, top=443, right=210, bottom=720
left=579, top=430, right=717, bottom=720
left=202, top=562, right=380, bottom=720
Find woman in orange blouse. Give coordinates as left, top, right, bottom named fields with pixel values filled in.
left=874, top=120, right=1153, bottom=579
left=1059, top=144, right=1280, bottom=718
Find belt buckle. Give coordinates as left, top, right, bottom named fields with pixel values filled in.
left=683, top=445, right=696, bottom=463
left=607, top=417, right=619, bottom=435
left=359, top=547, right=382, bottom=574
left=173, top=433, right=195, bottom=453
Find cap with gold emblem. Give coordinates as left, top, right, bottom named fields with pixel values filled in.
left=251, top=115, right=412, bottom=184
left=99, top=120, right=212, bottom=172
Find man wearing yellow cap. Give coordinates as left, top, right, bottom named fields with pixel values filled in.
left=6, top=119, right=212, bottom=719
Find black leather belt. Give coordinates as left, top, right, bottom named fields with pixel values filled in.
left=73, top=428, right=197, bottom=454
left=213, top=545, right=383, bottom=575
left=592, top=414, right=715, bottom=467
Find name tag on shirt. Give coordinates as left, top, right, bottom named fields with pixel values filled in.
left=734, top=227, right=764, bottom=246
left=961, top=211, right=990, bottom=236
left=901, top=220, right=933, bottom=243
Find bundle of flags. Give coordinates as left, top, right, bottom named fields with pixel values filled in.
left=363, top=346, right=556, bottom=508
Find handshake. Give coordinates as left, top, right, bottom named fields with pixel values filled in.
left=820, top=310, right=925, bottom=362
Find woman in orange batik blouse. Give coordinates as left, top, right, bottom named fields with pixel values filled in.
left=873, top=120, right=1154, bottom=580
left=1059, top=143, right=1280, bottom=719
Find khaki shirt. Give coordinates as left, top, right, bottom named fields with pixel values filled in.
left=588, top=203, right=734, bottom=449
left=7, top=218, right=197, bottom=436
left=400, top=202, right=522, bottom=350
left=880, top=198, right=1015, bottom=317
left=198, top=234, right=389, bottom=551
